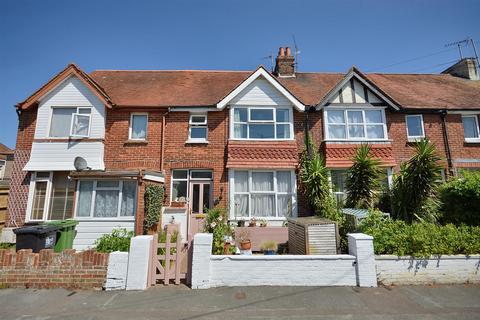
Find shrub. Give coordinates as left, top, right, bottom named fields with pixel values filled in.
left=144, top=184, right=164, bottom=233
left=94, top=228, right=134, bottom=253
left=345, top=144, right=382, bottom=209
left=359, top=211, right=480, bottom=256
left=0, top=243, right=15, bottom=250
left=203, top=206, right=234, bottom=254
left=439, top=171, right=480, bottom=226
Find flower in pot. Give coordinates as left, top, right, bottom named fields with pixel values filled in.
left=237, top=229, right=251, bottom=250
left=260, top=240, right=278, bottom=255
left=248, top=217, right=257, bottom=227
left=259, top=219, right=267, bottom=227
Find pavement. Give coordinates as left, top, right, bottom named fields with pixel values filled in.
left=0, top=285, right=479, bottom=320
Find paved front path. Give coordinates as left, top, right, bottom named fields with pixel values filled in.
left=0, top=285, right=479, bottom=319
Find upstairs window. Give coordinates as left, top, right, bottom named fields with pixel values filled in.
left=188, top=114, right=208, bottom=142
left=232, top=107, right=293, bottom=140
left=406, top=115, right=425, bottom=141
left=462, top=115, right=480, bottom=142
left=49, top=107, right=91, bottom=138
left=129, top=113, right=148, bottom=140
left=325, top=109, right=386, bottom=140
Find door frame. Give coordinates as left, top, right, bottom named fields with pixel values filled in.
left=188, top=180, right=213, bottom=215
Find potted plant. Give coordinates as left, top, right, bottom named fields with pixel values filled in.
left=259, top=219, right=267, bottom=227
left=171, top=196, right=187, bottom=207
left=260, top=240, right=278, bottom=255
left=237, top=229, right=251, bottom=250
left=237, top=220, right=245, bottom=227
left=248, top=217, right=257, bottom=227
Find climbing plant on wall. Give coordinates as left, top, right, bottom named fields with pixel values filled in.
left=144, top=184, right=164, bottom=234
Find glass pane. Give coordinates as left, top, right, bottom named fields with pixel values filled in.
left=48, top=172, right=74, bottom=220
left=192, top=184, right=200, bottom=213
left=172, top=180, right=187, bottom=201
left=276, top=109, right=290, bottom=122
left=347, top=111, right=363, bottom=124
left=462, top=117, right=479, bottom=138
left=234, top=124, right=247, bottom=138
left=276, top=124, right=290, bottom=139
left=96, top=180, right=119, bottom=188
left=252, top=172, right=274, bottom=191
left=78, top=108, right=91, bottom=114
left=234, top=171, right=248, bottom=192
left=250, top=109, right=273, bottom=121
left=407, top=116, right=423, bottom=137
left=191, top=171, right=213, bottom=179
left=190, top=127, right=207, bottom=139
left=328, top=124, right=346, bottom=139
left=49, top=108, right=75, bottom=137
left=348, top=125, right=365, bottom=138
left=191, top=115, right=206, bottom=124
left=234, top=108, right=247, bottom=122
left=277, top=171, right=292, bottom=192
left=77, top=181, right=93, bottom=217
left=31, top=181, right=47, bottom=220
left=365, top=110, right=383, bottom=123
left=249, top=124, right=274, bottom=139
left=366, top=125, right=384, bottom=139
left=172, top=170, right=188, bottom=179
left=277, top=195, right=292, bottom=217
left=327, top=110, right=345, bottom=124
left=202, top=184, right=211, bottom=211
left=331, top=170, right=347, bottom=193
left=234, top=194, right=248, bottom=217
left=251, top=194, right=275, bottom=217
left=36, top=172, right=50, bottom=179
left=94, top=190, right=119, bottom=217
left=71, top=114, right=90, bottom=136
left=131, top=114, right=147, bottom=139
left=120, top=181, right=136, bottom=217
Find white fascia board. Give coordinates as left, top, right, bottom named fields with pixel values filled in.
left=216, top=67, right=305, bottom=111
left=143, top=174, right=165, bottom=183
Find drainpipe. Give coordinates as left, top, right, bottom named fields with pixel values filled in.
left=160, top=108, right=171, bottom=172
left=440, top=110, right=453, bottom=177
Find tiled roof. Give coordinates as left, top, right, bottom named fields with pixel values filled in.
left=226, top=141, right=298, bottom=169
left=325, top=144, right=396, bottom=168
left=0, top=143, right=14, bottom=154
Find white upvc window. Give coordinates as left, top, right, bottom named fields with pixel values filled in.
left=230, top=169, right=296, bottom=219
left=231, top=107, right=294, bottom=140
left=0, top=160, right=5, bottom=180
left=187, top=113, right=208, bottom=143
left=170, top=169, right=213, bottom=202
left=405, top=114, right=425, bottom=141
left=129, top=113, right=148, bottom=140
left=324, top=108, right=387, bottom=141
left=75, top=180, right=137, bottom=219
left=462, top=115, right=480, bottom=142
left=49, top=107, right=92, bottom=138
left=27, top=172, right=75, bottom=221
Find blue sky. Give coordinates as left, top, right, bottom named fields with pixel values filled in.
left=1, top=0, right=479, bottom=148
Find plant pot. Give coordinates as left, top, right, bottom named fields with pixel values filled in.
left=248, top=222, right=256, bottom=227
left=239, top=240, right=252, bottom=250
left=264, top=250, right=276, bottom=255
left=147, top=223, right=158, bottom=235
left=260, top=224, right=267, bottom=228
left=237, top=220, right=245, bottom=227
left=223, top=242, right=232, bottom=254
left=171, top=201, right=186, bottom=208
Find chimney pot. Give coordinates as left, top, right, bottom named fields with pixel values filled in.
left=285, top=47, right=292, bottom=56
left=278, top=47, right=285, bottom=57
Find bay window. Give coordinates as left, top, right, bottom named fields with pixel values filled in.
left=231, top=107, right=293, bottom=140
left=231, top=170, right=296, bottom=219
left=325, top=109, right=387, bottom=140
left=49, top=107, right=91, bottom=138
left=462, top=115, right=480, bottom=142
left=75, top=180, right=137, bottom=218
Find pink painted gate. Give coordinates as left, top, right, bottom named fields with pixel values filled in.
left=148, top=233, right=188, bottom=286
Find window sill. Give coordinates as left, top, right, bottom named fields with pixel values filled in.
left=407, top=137, right=425, bottom=143
left=465, top=138, right=480, bottom=144
left=323, top=139, right=391, bottom=144
left=185, top=139, right=209, bottom=144
left=124, top=139, right=148, bottom=145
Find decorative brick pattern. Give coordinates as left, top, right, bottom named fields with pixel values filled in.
left=227, top=141, right=298, bottom=169
left=325, top=144, right=396, bottom=168
left=0, top=249, right=108, bottom=289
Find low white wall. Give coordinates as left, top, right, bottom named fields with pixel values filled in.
left=376, top=255, right=480, bottom=285
left=209, top=255, right=357, bottom=287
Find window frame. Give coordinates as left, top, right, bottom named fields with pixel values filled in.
left=461, top=114, right=480, bottom=143
left=170, top=169, right=213, bottom=202
left=0, top=159, right=5, bottom=180
left=229, top=169, right=297, bottom=220
left=129, top=112, right=149, bottom=141
left=405, top=114, right=425, bottom=141
left=323, top=107, right=388, bottom=141
left=74, top=179, right=138, bottom=220
left=187, top=113, right=208, bottom=143
left=230, top=106, right=294, bottom=141
left=48, top=106, right=92, bottom=139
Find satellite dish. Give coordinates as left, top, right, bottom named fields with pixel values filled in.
left=74, top=156, right=89, bottom=171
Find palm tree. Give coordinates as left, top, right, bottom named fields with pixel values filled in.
left=345, top=144, right=382, bottom=209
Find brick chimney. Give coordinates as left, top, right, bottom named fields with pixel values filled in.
left=441, top=58, right=479, bottom=80
left=274, top=47, right=295, bottom=77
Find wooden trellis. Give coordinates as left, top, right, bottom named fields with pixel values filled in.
left=149, top=233, right=187, bottom=286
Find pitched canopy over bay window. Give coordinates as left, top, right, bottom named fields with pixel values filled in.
left=230, top=169, right=296, bottom=219
left=462, top=115, right=480, bottom=142
left=324, top=108, right=387, bottom=141
left=231, top=107, right=293, bottom=140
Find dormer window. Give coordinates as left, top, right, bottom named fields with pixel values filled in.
left=231, top=107, right=293, bottom=140
left=49, top=107, right=91, bottom=138
left=325, top=109, right=387, bottom=141
left=187, top=113, right=208, bottom=143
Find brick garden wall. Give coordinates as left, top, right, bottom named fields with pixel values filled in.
left=0, top=249, right=108, bottom=289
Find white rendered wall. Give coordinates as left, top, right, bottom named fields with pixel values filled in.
left=105, top=251, right=129, bottom=291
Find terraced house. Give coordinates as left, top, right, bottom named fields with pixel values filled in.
left=3, top=47, right=480, bottom=249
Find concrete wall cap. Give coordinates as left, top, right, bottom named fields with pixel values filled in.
left=194, top=233, right=213, bottom=245
left=348, top=233, right=373, bottom=240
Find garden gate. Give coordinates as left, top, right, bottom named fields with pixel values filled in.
left=148, top=233, right=188, bottom=286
